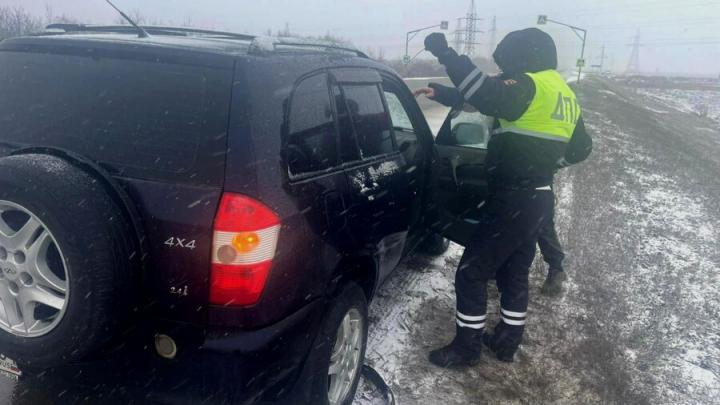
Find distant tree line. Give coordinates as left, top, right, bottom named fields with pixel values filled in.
left=0, top=5, right=80, bottom=40
left=265, top=23, right=353, bottom=48
left=0, top=6, right=43, bottom=39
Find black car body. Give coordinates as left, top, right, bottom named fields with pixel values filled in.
left=0, top=25, right=448, bottom=404
left=0, top=25, right=495, bottom=404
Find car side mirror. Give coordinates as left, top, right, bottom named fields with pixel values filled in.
left=450, top=122, right=489, bottom=148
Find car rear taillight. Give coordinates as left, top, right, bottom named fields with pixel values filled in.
left=210, top=193, right=280, bottom=306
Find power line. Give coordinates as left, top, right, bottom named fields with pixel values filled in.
left=556, top=37, right=720, bottom=46
left=585, top=17, right=719, bottom=31
left=637, top=41, right=720, bottom=46
left=541, top=1, right=719, bottom=18
left=476, top=1, right=719, bottom=26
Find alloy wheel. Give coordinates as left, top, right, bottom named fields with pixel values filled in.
left=0, top=200, right=69, bottom=337
left=327, top=307, right=364, bottom=405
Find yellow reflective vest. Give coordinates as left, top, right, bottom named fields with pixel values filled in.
left=495, top=70, right=580, bottom=143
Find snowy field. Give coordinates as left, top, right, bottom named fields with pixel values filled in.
left=355, top=76, right=720, bottom=404
left=636, top=87, right=720, bottom=123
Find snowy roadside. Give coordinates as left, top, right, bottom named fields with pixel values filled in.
left=355, top=76, right=720, bottom=405
left=579, top=100, right=720, bottom=403
left=635, top=87, right=720, bottom=123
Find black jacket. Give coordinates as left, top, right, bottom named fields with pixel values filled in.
left=431, top=28, right=592, bottom=190
left=429, top=81, right=592, bottom=169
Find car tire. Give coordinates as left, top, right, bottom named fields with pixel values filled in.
left=0, top=154, right=137, bottom=368
left=419, top=233, right=450, bottom=256
left=308, top=282, right=368, bottom=405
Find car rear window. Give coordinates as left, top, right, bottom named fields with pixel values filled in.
left=0, top=51, right=232, bottom=181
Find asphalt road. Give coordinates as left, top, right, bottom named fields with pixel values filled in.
left=356, top=76, right=720, bottom=404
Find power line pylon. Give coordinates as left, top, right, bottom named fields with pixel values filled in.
left=453, top=18, right=463, bottom=51
left=450, top=1, right=483, bottom=55
left=626, top=31, right=641, bottom=74
left=591, top=44, right=606, bottom=72
left=463, top=0, right=483, bottom=56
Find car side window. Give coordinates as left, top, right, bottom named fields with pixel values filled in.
left=341, top=84, right=395, bottom=158
left=333, top=84, right=362, bottom=163
left=444, top=107, right=493, bottom=149
left=384, top=91, right=415, bottom=132
left=383, top=91, right=419, bottom=154
left=286, top=73, right=338, bottom=175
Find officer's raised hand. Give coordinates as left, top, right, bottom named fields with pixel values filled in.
left=413, top=87, right=435, bottom=99
left=424, top=33, right=449, bottom=58
left=414, top=83, right=464, bottom=108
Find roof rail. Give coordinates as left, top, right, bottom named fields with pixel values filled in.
left=250, top=36, right=368, bottom=58
left=45, top=24, right=256, bottom=41
left=41, top=25, right=366, bottom=57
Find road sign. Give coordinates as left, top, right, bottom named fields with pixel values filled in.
left=576, top=58, right=586, bottom=67
left=440, top=21, right=449, bottom=30
left=537, top=15, right=548, bottom=25
left=403, top=55, right=411, bottom=64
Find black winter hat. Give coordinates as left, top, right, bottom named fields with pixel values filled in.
left=493, top=28, right=558, bottom=75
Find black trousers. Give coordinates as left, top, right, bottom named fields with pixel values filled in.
left=537, top=200, right=565, bottom=271
left=454, top=189, right=554, bottom=350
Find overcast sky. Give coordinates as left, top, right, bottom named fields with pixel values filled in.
left=3, top=0, right=719, bottom=75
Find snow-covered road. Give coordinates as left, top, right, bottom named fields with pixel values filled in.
left=356, top=77, right=720, bottom=404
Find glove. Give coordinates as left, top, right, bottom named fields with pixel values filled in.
left=424, top=33, right=449, bottom=58
left=428, top=83, right=464, bottom=108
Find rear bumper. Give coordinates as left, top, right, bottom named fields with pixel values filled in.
left=151, top=299, right=325, bottom=404
left=17, top=299, right=325, bottom=405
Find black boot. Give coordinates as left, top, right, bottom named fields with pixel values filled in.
left=483, top=322, right=523, bottom=363
left=541, top=268, right=566, bottom=296
left=429, top=326, right=483, bottom=368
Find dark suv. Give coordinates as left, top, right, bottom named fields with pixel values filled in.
left=0, top=25, right=477, bottom=404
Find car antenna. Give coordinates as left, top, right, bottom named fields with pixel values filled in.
left=103, top=0, right=149, bottom=38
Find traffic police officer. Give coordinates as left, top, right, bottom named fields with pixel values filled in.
left=418, top=28, right=592, bottom=366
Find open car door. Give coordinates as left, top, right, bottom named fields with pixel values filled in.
left=426, top=106, right=494, bottom=246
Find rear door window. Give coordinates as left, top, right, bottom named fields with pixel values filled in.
left=286, top=73, right=338, bottom=175
left=333, top=84, right=362, bottom=163
left=341, top=84, right=395, bottom=158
